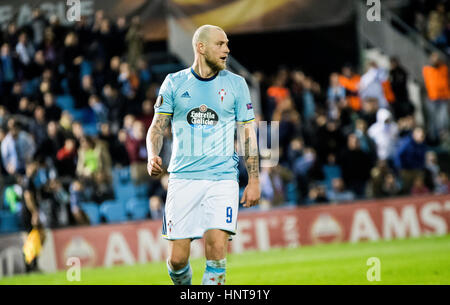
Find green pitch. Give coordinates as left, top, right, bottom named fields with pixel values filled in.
left=2, top=234, right=450, bottom=285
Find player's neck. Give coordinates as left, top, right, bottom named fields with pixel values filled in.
left=192, top=59, right=218, bottom=79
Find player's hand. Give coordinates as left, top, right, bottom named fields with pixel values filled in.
left=147, top=156, right=163, bottom=176
left=240, top=180, right=260, bottom=208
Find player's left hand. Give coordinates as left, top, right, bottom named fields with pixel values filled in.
left=240, top=180, right=260, bottom=208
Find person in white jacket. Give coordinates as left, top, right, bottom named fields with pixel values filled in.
left=359, top=61, right=389, bottom=109
left=367, top=108, right=399, bottom=161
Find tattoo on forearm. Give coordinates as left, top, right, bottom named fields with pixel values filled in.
left=147, top=114, right=171, bottom=157
left=243, top=125, right=259, bottom=179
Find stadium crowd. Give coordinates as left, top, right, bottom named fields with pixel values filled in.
left=254, top=53, right=450, bottom=208
left=0, top=8, right=449, bottom=233
left=405, top=0, right=450, bottom=55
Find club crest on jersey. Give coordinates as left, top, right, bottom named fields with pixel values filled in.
left=187, top=104, right=219, bottom=129
left=218, top=89, right=226, bottom=102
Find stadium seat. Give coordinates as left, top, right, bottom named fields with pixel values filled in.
left=133, top=183, right=149, bottom=198
left=80, top=202, right=101, bottom=225
left=56, top=95, right=75, bottom=110
left=69, top=108, right=96, bottom=124
left=114, top=183, right=135, bottom=205
left=112, top=166, right=131, bottom=185
left=0, top=210, right=20, bottom=234
left=126, top=197, right=149, bottom=220
left=83, top=123, right=99, bottom=136
left=100, top=200, right=127, bottom=223
left=285, top=182, right=298, bottom=204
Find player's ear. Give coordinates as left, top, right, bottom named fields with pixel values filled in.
left=197, top=41, right=206, bottom=55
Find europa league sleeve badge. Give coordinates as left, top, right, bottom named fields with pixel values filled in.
left=155, top=95, right=163, bottom=108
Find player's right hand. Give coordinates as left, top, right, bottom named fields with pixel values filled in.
left=147, top=156, right=163, bottom=176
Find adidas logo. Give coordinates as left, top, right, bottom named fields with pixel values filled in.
left=181, top=91, right=191, bottom=98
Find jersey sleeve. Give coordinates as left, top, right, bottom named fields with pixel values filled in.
left=235, top=77, right=255, bottom=124
left=155, top=74, right=174, bottom=116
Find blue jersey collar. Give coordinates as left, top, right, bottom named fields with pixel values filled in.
left=191, top=67, right=218, bottom=81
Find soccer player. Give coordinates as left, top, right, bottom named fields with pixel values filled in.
left=146, top=24, right=260, bottom=285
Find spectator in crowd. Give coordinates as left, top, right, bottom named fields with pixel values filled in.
left=126, top=16, right=144, bottom=70
left=327, top=178, right=355, bottom=203
left=338, top=64, right=361, bottom=112
left=389, top=57, right=414, bottom=119
left=259, top=165, right=293, bottom=209
left=1, top=120, right=36, bottom=175
left=411, top=175, right=430, bottom=195
left=368, top=108, right=399, bottom=162
left=395, top=126, right=428, bottom=194
left=327, top=73, right=346, bottom=120
left=43, top=92, right=62, bottom=122
left=125, top=120, right=148, bottom=184
left=369, top=160, right=393, bottom=198
left=20, top=161, right=41, bottom=232
left=149, top=173, right=169, bottom=220
left=422, top=52, right=450, bottom=143
left=16, top=32, right=35, bottom=69
left=76, top=136, right=100, bottom=181
left=359, top=61, right=389, bottom=109
left=88, top=94, right=108, bottom=124
left=427, top=3, right=446, bottom=42
left=339, top=133, right=373, bottom=198
left=62, top=32, right=83, bottom=107
left=69, top=179, right=90, bottom=225
left=435, top=171, right=450, bottom=194
left=307, top=183, right=328, bottom=205
left=424, top=150, right=440, bottom=191
left=137, top=99, right=154, bottom=131
left=322, top=153, right=342, bottom=191
left=91, top=171, right=115, bottom=204
left=30, top=8, right=47, bottom=48
left=380, top=172, right=402, bottom=198
left=98, top=122, right=129, bottom=167
left=56, top=137, right=77, bottom=179
left=37, top=120, right=64, bottom=162
left=0, top=43, right=17, bottom=99
left=29, top=105, right=48, bottom=148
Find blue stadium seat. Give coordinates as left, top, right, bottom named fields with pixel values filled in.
left=112, top=166, right=131, bottom=185
left=100, top=200, right=127, bottom=223
left=56, top=95, right=75, bottom=110
left=285, top=182, right=298, bottom=204
left=0, top=210, right=20, bottom=234
left=80, top=202, right=101, bottom=225
left=114, top=183, right=135, bottom=205
left=83, top=123, right=98, bottom=136
left=322, top=165, right=342, bottom=191
left=133, top=183, right=149, bottom=198
left=126, top=198, right=149, bottom=220
left=69, top=108, right=96, bottom=124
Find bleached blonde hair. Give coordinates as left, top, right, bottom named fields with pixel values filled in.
left=192, top=24, right=224, bottom=53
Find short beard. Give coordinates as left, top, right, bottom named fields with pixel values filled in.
left=205, top=54, right=225, bottom=73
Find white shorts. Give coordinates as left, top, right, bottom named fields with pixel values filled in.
left=162, top=179, right=239, bottom=240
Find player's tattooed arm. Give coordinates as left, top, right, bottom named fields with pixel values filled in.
left=239, top=122, right=260, bottom=207
left=146, top=113, right=171, bottom=176
left=147, top=113, right=171, bottom=157
left=242, top=122, right=260, bottom=180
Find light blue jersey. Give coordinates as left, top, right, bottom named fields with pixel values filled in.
left=155, top=67, right=255, bottom=181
